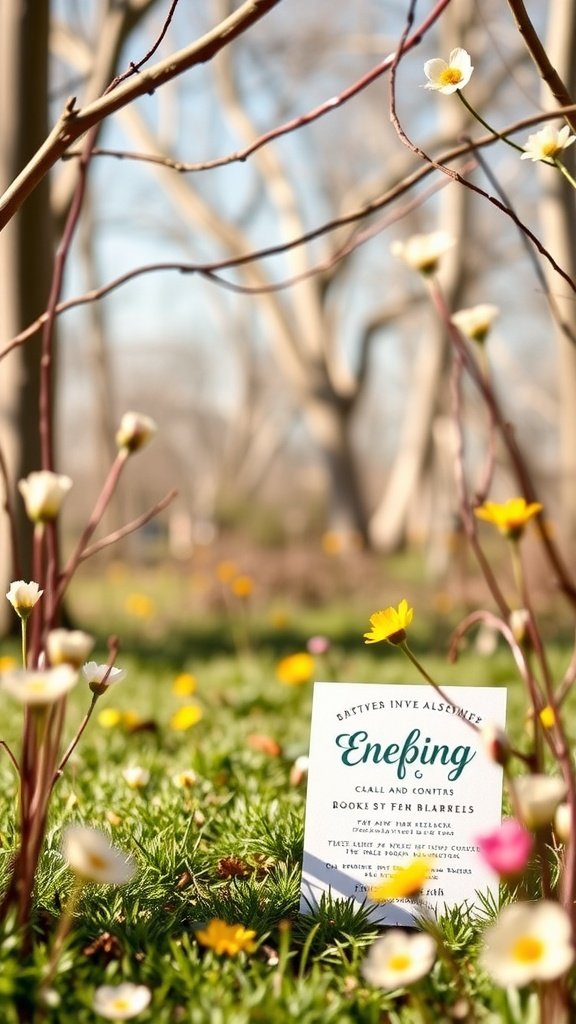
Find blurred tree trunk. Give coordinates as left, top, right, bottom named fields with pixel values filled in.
left=537, top=1, right=576, bottom=547
left=369, top=0, right=474, bottom=552
left=0, top=0, right=51, bottom=633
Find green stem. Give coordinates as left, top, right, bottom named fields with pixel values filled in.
left=399, top=642, right=478, bottom=734
left=21, top=618, right=27, bottom=669
left=554, top=158, right=576, bottom=190
left=457, top=92, right=525, bottom=153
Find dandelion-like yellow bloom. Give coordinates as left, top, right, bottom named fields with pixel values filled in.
left=275, top=652, right=315, bottom=685
left=363, top=600, right=413, bottom=645
left=539, top=706, right=556, bottom=729
left=216, top=561, right=238, bottom=583
left=125, top=593, right=155, bottom=618
left=231, top=575, right=254, bottom=598
left=172, top=672, right=197, bottom=697
left=196, top=919, right=257, bottom=956
left=97, top=708, right=123, bottom=729
left=474, top=498, right=543, bottom=539
left=370, top=856, right=434, bottom=902
left=169, top=704, right=203, bottom=730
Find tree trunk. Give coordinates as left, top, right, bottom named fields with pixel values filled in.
left=0, top=0, right=51, bottom=632
left=369, top=0, right=474, bottom=553
left=538, top=0, right=576, bottom=548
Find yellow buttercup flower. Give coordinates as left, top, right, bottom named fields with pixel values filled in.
left=169, top=704, right=203, bottom=730
left=474, top=498, right=543, bottom=539
left=97, top=708, right=123, bottom=729
left=276, top=652, right=314, bottom=685
left=125, top=592, right=155, bottom=618
left=172, top=672, right=197, bottom=697
left=231, top=575, right=254, bottom=598
left=216, top=561, right=237, bottom=583
left=363, top=600, right=413, bottom=645
left=196, top=919, right=257, bottom=956
left=370, top=856, right=434, bottom=902
left=539, top=706, right=556, bottom=729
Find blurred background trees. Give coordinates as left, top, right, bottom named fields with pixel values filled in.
left=0, top=0, right=574, bottom=631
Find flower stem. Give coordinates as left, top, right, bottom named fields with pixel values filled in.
left=554, top=157, right=576, bottom=190
left=399, top=642, right=478, bottom=734
left=457, top=92, right=525, bottom=154
left=21, top=619, right=27, bottom=669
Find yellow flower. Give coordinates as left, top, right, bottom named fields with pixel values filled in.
left=122, top=710, right=143, bottom=731
left=169, top=704, right=203, bottom=730
left=539, top=706, right=556, bottom=729
left=125, top=593, right=155, bottom=618
left=172, top=672, right=197, bottom=697
left=217, top=561, right=237, bottom=583
left=0, top=656, right=17, bottom=672
left=370, top=857, right=434, bottom=901
left=276, top=652, right=315, bottom=685
left=196, top=919, right=257, bottom=956
left=231, top=575, right=254, bottom=598
left=97, top=708, right=123, bottom=729
left=474, top=498, right=543, bottom=538
left=363, top=600, right=413, bottom=645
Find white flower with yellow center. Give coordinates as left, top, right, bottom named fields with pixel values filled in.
left=481, top=900, right=574, bottom=986
left=116, top=412, right=157, bottom=453
left=521, top=124, right=575, bottom=163
left=361, top=930, right=436, bottom=990
left=424, top=48, right=474, bottom=94
left=82, top=661, right=127, bottom=695
left=6, top=580, right=43, bottom=619
left=63, top=825, right=136, bottom=885
left=93, top=982, right=151, bottom=1020
left=451, top=304, right=499, bottom=343
left=172, top=769, right=197, bottom=789
left=513, top=774, right=567, bottom=830
left=391, top=231, right=455, bottom=275
left=18, top=471, right=72, bottom=523
left=47, top=629, right=94, bottom=669
left=122, top=766, right=150, bottom=789
left=1, top=665, right=78, bottom=705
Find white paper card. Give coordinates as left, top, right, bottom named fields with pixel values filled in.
left=300, top=682, right=507, bottom=925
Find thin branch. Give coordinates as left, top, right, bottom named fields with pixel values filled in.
left=505, top=0, right=576, bottom=131
left=0, top=0, right=285, bottom=230
left=78, top=488, right=178, bottom=562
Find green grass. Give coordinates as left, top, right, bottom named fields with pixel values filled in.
left=0, top=568, right=574, bottom=1022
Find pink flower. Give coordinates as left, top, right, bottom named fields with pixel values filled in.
left=476, top=819, right=533, bottom=878
left=306, top=635, right=331, bottom=655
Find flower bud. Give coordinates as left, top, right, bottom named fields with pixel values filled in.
left=47, top=629, right=94, bottom=669
left=6, top=580, right=43, bottom=620
left=514, top=774, right=567, bottom=830
left=554, top=803, right=571, bottom=843
left=18, top=471, right=72, bottom=523
left=480, top=722, right=510, bottom=767
left=82, top=661, right=127, bottom=696
left=115, top=411, right=157, bottom=453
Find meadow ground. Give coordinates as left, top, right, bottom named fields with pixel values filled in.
left=0, top=547, right=573, bottom=1023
